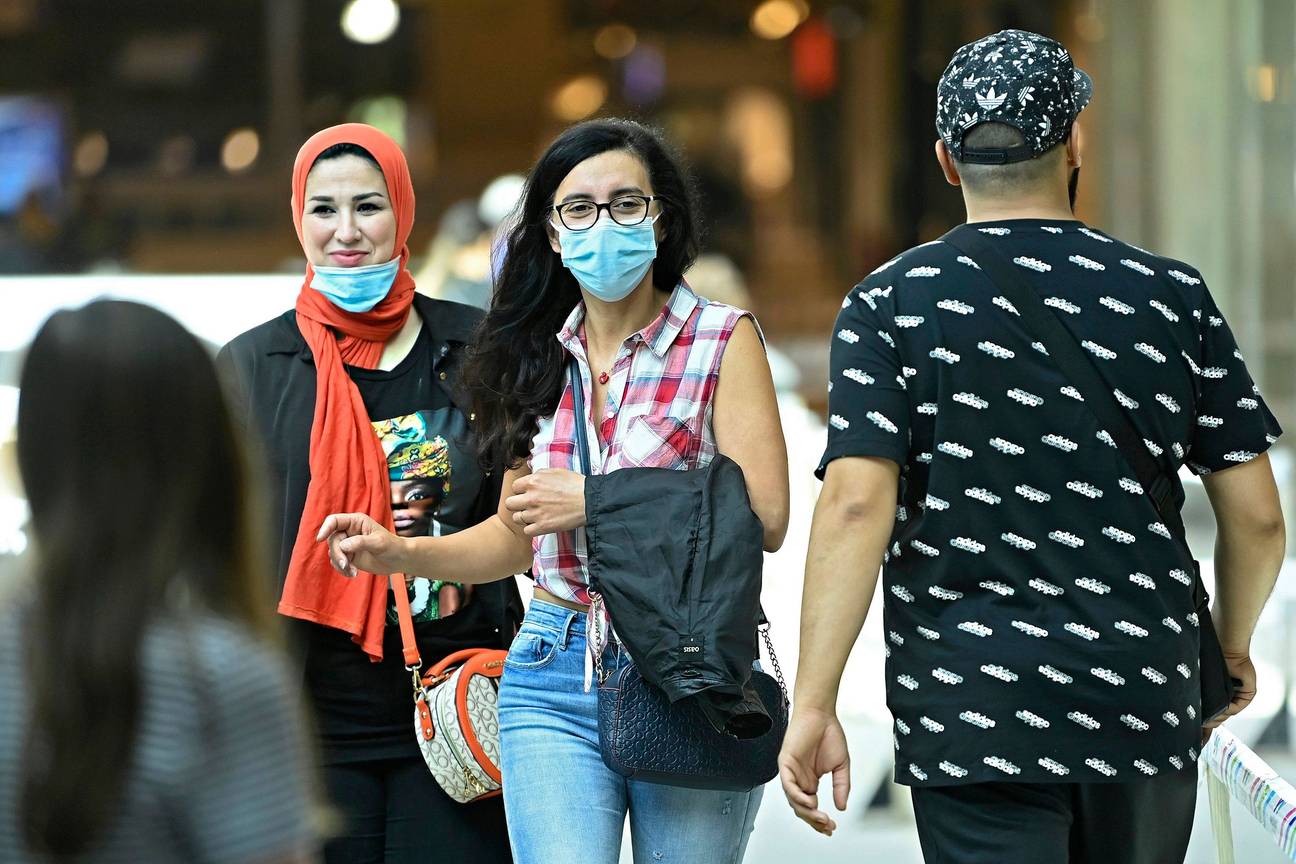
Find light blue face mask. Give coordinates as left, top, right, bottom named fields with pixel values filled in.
left=557, top=218, right=658, bottom=303
left=310, top=256, right=401, bottom=313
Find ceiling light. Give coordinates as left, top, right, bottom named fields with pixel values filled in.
left=73, top=131, right=108, bottom=177
left=552, top=76, right=608, bottom=122
left=750, top=0, right=808, bottom=41
left=594, top=24, right=637, bottom=60
left=221, top=128, right=260, bottom=174
left=341, top=0, right=401, bottom=46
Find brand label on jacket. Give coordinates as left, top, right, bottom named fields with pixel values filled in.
left=679, top=635, right=705, bottom=661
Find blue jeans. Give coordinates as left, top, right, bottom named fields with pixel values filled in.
left=498, top=599, right=763, bottom=864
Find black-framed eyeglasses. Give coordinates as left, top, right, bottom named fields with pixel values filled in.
left=549, top=194, right=665, bottom=231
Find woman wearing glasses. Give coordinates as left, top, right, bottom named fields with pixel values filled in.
left=318, top=118, right=790, bottom=863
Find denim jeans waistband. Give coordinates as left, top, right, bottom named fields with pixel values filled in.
left=523, top=598, right=586, bottom=648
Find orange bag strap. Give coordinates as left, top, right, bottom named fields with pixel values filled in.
left=427, top=647, right=493, bottom=680
left=456, top=652, right=507, bottom=784
left=391, top=573, right=422, bottom=669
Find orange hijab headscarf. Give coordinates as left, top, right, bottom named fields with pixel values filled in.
left=279, top=123, right=416, bottom=661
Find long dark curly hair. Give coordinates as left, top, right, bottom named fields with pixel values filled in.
left=463, top=118, right=701, bottom=470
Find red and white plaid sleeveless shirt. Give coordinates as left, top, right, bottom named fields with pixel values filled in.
left=528, top=284, right=756, bottom=605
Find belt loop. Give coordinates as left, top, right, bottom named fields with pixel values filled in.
left=557, top=608, right=579, bottom=650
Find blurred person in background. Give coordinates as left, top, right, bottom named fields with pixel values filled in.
left=416, top=173, right=525, bottom=309
left=0, top=300, right=315, bottom=863
left=684, top=252, right=752, bottom=309
left=218, top=124, right=519, bottom=864
left=316, top=118, right=789, bottom=863
left=780, top=29, right=1285, bottom=864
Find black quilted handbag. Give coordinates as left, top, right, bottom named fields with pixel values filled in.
left=596, top=627, right=789, bottom=791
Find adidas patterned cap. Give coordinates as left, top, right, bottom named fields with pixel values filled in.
left=936, top=29, right=1093, bottom=164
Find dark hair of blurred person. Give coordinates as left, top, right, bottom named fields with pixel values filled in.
left=7, top=300, right=314, bottom=863
left=462, top=117, right=701, bottom=470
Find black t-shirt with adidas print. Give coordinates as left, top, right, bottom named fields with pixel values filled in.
left=820, top=218, right=1282, bottom=786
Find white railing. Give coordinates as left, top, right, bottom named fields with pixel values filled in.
left=1203, top=727, right=1296, bottom=862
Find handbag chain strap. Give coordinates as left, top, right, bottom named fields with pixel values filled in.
left=760, top=624, right=788, bottom=698
left=590, top=592, right=608, bottom=686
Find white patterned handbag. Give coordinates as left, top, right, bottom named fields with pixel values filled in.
left=391, top=576, right=506, bottom=804
left=413, top=647, right=506, bottom=803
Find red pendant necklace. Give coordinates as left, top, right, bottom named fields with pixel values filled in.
left=598, top=371, right=610, bottom=385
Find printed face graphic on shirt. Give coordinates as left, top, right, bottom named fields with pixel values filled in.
left=390, top=475, right=445, bottom=537
left=372, top=412, right=452, bottom=538
left=373, top=411, right=468, bottom=622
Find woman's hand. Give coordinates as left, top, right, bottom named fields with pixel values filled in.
left=316, top=513, right=407, bottom=577
left=504, top=469, right=586, bottom=537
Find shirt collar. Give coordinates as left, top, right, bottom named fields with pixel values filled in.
left=557, top=283, right=700, bottom=360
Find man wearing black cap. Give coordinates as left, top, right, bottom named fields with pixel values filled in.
left=779, top=29, right=1285, bottom=862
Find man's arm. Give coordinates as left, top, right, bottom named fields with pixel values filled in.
left=1200, top=452, right=1286, bottom=725
left=779, top=455, right=898, bottom=836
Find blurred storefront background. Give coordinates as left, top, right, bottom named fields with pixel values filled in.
left=0, top=0, right=1292, bottom=414
left=2, top=1, right=1295, bottom=859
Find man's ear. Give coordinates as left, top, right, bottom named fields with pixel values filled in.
left=935, top=139, right=962, bottom=187
left=1066, top=121, right=1084, bottom=169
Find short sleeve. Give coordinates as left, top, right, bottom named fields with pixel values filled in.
left=1185, top=284, right=1282, bottom=474
left=816, top=287, right=910, bottom=478
left=181, top=640, right=316, bottom=863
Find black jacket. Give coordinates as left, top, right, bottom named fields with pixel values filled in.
left=216, top=293, right=523, bottom=655
left=584, top=455, right=772, bottom=737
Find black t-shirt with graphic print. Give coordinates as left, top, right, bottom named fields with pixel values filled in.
left=305, top=324, right=503, bottom=760
left=819, top=218, right=1282, bottom=787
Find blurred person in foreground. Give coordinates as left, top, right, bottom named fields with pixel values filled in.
left=0, top=300, right=316, bottom=863
left=218, top=124, right=519, bottom=863
left=780, top=29, right=1285, bottom=863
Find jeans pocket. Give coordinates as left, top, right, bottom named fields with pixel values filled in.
left=504, top=624, right=561, bottom=670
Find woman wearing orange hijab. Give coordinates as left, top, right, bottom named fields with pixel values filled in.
left=219, top=124, right=520, bottom=863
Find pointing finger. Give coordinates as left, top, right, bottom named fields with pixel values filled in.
left=317, top=515, right=338, bottom=541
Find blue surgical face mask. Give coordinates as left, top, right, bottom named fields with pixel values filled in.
left=557, top=217, right=658, bottom=303
left=310, top=255, right=401, bottom=313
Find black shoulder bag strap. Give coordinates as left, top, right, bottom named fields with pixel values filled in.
left=569, top=356, right=593, bottom=477
left=939, top=224, right=1236, bottom=719
left=940, top=225, right=1183, bottom=536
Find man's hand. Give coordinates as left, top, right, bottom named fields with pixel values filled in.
left=779, top=707, right=851, bottom=836
left=1199, top=452, right=1284, bottom=744
left=1204, top=651, right=1257, bottom=738
left=316, top=513, right=406, bottom=577
left=504, top=469, right=586, bottom=537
